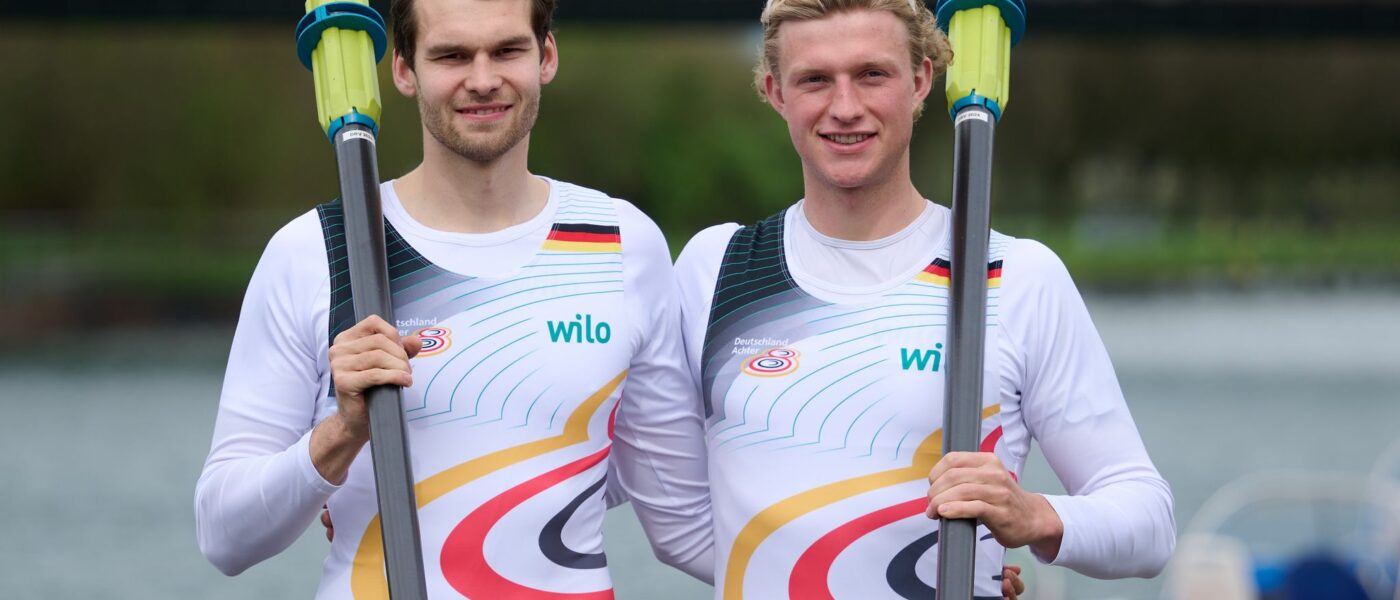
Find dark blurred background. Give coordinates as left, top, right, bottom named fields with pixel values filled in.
left=2, top=0, right=1397, bottom=328
left=1, top=2, right=1397, bottom=599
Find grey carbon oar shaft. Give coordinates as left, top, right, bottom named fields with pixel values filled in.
left=937, top=105, right=997, bottom=600
left=335, top=123, right=428, bottom=599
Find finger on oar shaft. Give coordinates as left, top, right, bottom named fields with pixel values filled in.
left=934, top=1, right=1025, bottom=598
left=298, top=2, right=428, bottom=598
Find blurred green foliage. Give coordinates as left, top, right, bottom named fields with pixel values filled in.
left=1, top=24, right=1397, bottom=325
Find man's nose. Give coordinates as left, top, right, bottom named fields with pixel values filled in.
left=464, top=58, right=503, bottom=97
left=827, top=78, right=865, bottom=123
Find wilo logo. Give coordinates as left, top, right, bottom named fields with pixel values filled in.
left=547, top=314, right=612, bottom=344
left=900, top=344, right=944, bottom=372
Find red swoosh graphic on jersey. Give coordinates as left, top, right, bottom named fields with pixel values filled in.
left=351, top=371, right=627, bottom=599
left=441, top=444, right=615, bottom=599
left=723, top=405, right=1003, bottom=599
left=784, top=426, right=1008, bottom=599
left=788, top=498, right=927, bottom=599
left=979, top=426, right=1002, bottom=453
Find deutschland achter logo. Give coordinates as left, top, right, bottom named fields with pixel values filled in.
left=415, top=327, right=452, bottom=357
left=742, top=347, right=800, bottom=377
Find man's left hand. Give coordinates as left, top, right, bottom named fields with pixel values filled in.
left=1002, top=565, right=1025, bottom=600
left=926, top=451, right=1063, bottom=560
left=321, top=506, right=334, bottom=542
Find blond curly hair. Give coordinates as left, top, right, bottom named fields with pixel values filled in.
left=754, top=0, right=952, bottom=117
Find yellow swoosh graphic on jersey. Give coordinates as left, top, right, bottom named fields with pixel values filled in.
left=722, top=404, right=1000, bottom=600
left=350, top=369, right=627, bottom=599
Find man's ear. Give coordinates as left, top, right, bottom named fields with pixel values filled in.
left=391, top=49, right=418, bottom=98
left=913, top=56, right=934, bottom=106
left=763, top=71, right=786, bottom=114
left=539, top=32, right=559, bottom=85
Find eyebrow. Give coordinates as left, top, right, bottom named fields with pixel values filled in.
left=854, top=58, right=901, bottom=71
left=423, top=35, right=535, bottom=56
left=788, top=58, right=901, bottom=79
left=493, top=35, right=536, bottom=49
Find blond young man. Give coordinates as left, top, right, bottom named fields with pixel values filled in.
left=673, top=0, right=1176, bottom=598
left=195, top=0, right=714, bottom=596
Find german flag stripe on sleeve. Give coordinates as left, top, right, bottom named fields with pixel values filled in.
left=915, top=259, right=1002, bottom=288
left=542, top=223, right=621, bottom=252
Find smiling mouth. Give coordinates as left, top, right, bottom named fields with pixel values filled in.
left=822, top=133, right=872, bottom=145
left=459, top=106, right=510, bottom=116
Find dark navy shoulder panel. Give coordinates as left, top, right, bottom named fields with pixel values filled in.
left=314, top=199, right=433, bottom=348
left=704, top=211, right=796, bottom=337
left=316, top=201, right=353, bottom=349
left=698, top=211, right=798, bottom=416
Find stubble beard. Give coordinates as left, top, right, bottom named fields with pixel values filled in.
left=421, top=91, right=540, bottom=163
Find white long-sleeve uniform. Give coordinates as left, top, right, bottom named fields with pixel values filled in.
left=674, top=202, right=1175, bottom=600
left=196, top=179, right=714, bottom=599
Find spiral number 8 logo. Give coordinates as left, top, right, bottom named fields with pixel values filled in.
left=742, top=347, right=800, bottom=377
left=416, top=327, right=452, bottom=357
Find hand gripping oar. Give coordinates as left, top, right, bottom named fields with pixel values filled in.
left=296, top=3, right=429, bottom=598
left=933, top=1, right=1025, bottom=598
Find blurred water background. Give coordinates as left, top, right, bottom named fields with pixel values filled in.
left=2, top=2, right=1399, bottom=599
left=3, top=291, right=1398, bottom=599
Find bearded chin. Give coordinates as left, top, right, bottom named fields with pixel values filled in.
left=422, top=94, right=540, bottom=163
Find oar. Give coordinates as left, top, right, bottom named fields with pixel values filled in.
left=296, top=2, right=428, bottom=598
left=934, top=1, right=1026, bottom=598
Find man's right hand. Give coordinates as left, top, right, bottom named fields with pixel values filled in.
left=310, top=315, right=422, bottom=485
left=328, top=314, right=422, bottom=438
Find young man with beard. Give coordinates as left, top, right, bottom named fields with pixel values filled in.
left=195, top=0, right=713, bottom=596
left=674, top=0, right=1176, bottom=598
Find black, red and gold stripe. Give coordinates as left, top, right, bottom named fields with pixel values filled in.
left=541, top=223, right=621, bottom=253
left=915, top=259, right=1003, bottom=288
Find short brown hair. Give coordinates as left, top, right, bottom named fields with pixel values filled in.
left=391, top=0, right=556, bottom=68
left=755, top=0, right=952, bottom=115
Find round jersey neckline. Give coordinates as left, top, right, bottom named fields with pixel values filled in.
left=784, top=199, right=950, bottom=303
left=381, top=176, right=558, bottom=247
left=375, top=177, right=561, bottom=280
left=794, top=198, right=930, bottom=250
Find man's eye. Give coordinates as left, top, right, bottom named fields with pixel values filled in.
left=498, top=48, right=525, bottom=57
left=864, top=70, right=888, bottom=79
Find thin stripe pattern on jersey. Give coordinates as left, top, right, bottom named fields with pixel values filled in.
left=312, top=187, right=632, bottom=600
left=701, top=210, right=1011, bottom=600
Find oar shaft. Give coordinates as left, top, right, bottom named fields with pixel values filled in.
left=937, top=105, right=997, bottom=600
left=934, top=1, right=1023, bottom=596
left=335, top=123, right=428, bottom=599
